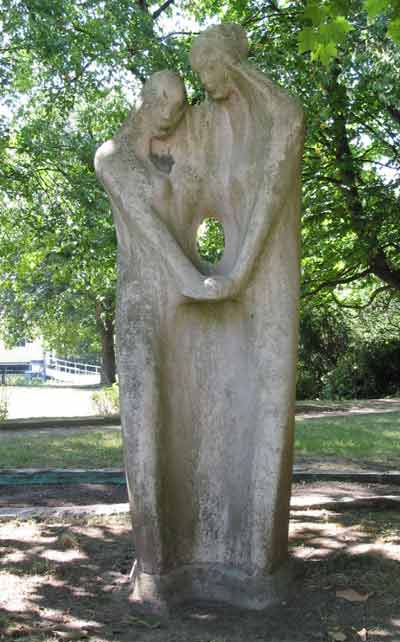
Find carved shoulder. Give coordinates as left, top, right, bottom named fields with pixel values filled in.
left=272, top=83, right=304, bottom=130
left=94, top=139, right=119, bottom=179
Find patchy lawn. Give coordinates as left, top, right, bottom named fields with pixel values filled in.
left=0, top=429, right=123, bottom=469
left=295, top=412, right=400, bottom=467
left=1, top=409, right=400, bottom=470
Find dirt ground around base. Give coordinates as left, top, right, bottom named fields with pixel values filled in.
left=0, top=483, right=129, bottom=509
left=1, top=482, right=400, bottom=642
left=1, top=480, right=400, bottom=509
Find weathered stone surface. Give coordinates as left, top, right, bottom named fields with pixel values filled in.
left=95, top=23, right=304, bottom=612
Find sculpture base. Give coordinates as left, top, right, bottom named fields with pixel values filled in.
left=129, top=561, right=293, bottom=613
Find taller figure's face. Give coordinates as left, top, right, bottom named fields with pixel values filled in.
left=193, top=55, right=234, bottom=101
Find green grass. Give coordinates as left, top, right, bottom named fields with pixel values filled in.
left=0, top=429, right=123, bottom=469
left=1, top=411, right=400, bottom=469
left=295, top=411, right=400, bottom=463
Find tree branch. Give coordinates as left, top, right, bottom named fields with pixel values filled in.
left=136, top=0, right=149, bottom=12
left=159, top=31, right=196, bottom=41
left=152, top=0, right=175, bottom=20
left=324, top=64, right=400, bottom=293
left=369, top=250, right=400, bottom=290
left=302, top=173, right=343, bottom=186
left=353, top=117, right=400, bottom=162
left=332, top=285, right=391, bottom=310
left=386, top=104, right=400, bottom=126
left=303, top=268, right=372, bottom=298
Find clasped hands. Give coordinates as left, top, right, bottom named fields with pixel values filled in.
left=182, top=274, right=239, bottom=303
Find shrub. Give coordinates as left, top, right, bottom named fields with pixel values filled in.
left=92, top=383, right=119, bottom=415
left=0, top=387, right=8, bottom=422
left=321, top=338, right=400, bottom=400
left=297, top=304, right=350, bottom=399
left=6, top=374, right=44, bottom=386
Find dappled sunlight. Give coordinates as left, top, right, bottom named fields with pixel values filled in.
left=0, top=572, right=44, bottom=612
left=346, top=541, right=400, bottom=560
left=41, top=548, right=88, bottom=562
left=0, top=515, right=133, bottom=641
left=1, top=507, right=400, bottom=641
left=2, top=550, right=26, bottom=564
left=290, top=511, right=369, bottom=560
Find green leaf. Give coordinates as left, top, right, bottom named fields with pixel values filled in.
left=298, top=26, right=317, bottom=53
left=388, top=16, right=400, bottom=42
left=334, top=15, right=354, bottom=34
left=312, top=41, right=338, bottom=66
left=363, top=0, right=390, bottom=18
left=304, top=2, right=329, bottom=26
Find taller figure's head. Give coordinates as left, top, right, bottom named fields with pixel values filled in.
left=141, top=70, right=188, bottom=138
left=190, top=23, right=248, bottom=101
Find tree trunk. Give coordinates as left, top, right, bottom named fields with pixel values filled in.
left=325, top=64, right=400, bottom=292
left=96, top=303, right=116, bottom=385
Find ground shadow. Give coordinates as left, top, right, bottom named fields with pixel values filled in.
left=1, top=501, right=400, bottom=642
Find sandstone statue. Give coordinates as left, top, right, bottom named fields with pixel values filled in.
left=95, top=23, right=304, bottom=612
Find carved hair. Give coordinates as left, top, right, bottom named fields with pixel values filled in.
left=141, top=70, right=187, bottom=105
left=190, top=23, right=249, bottom=68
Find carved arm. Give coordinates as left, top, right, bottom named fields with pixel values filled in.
left=95, top=144, right=225, bottom=302
left=228, top=108, right=305, bottom=297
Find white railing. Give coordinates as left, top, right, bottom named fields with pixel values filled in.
left=46, top=356, right=101, bottom=384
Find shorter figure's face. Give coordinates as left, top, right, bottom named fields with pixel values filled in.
left=151, top=83, right=187, bottom=139
left=194, top=55, right=234, bottom=101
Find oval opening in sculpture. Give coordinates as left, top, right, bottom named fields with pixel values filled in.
left=196, top=217, right=225, bottom=264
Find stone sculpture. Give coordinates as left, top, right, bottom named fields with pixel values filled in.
left=95, top=23, right=304, bottom=612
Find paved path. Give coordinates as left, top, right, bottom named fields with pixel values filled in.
left=1, top=388, right=399, bottom=422
left=297, top=397, right=400, bottom=419
left=2, top=385, right=99, bottom=419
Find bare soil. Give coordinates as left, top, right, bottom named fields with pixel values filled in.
left=2, top=480, right=400, bottom=509
left=1, top=481, right=400, bottom=642
left=0, top=483, right=128, bottom=509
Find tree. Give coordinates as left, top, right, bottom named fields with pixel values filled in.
left=1, top=0, right=399, bottom=394
left=190, top=0, right=400, bottom=396
left=0, top=89, right=120, bottom=382
left=0, top=0, right=189, bottom=383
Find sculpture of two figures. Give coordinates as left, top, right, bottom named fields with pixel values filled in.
left=95, top=23, right=304, bottom=612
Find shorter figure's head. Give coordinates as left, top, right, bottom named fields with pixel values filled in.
left=142, top=70, right=188, bottom=138
left=190, top=23, right=248, bottom=101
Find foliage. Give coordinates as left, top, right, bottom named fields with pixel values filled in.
left=5, top=375, right=45, bottom=386
left=321, top=338, right=400, bottom=399
left=298, top=0, right=400, bottom=65
left=196, top=218, right=225, bottom=264
left=92, top=383, right=120, bottom=416
left=1, top=0, right=399, bottom=397
left=298, top=294, right=400, bottom=399
left=0, top=89, right=118, bottom=360
left=0, top=387, right=8, bottom=422
left=194, top=0, right=400, bottom=345
left=0, top=0, right=185, bottom=377
left=297, top=303, right=350, bottom=399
